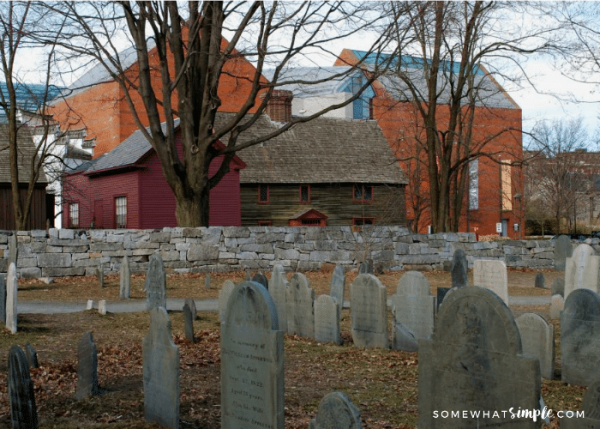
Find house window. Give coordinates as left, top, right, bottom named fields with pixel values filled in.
left=115, top=196, right=127, bottom=228
left=300, top=185, right=310, bottom=203
left=258, top=220, right=272, bottom=226
left=69, top=203, right=79, bottom=228
left=353, top=184, right=373, bottom=202
left=258, top=185, right=270, bottom=203
left=469, top=159, right=479, bottom=210
left=353, top=217, right=375, bottom=226
left=501, top=164, right=512, bottom=211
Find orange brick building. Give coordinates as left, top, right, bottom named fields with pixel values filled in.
left=335, top=49, right=524, bottom=238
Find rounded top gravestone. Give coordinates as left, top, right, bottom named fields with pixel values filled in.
left=310, top=391, right=361, bottom=429
left=397, top=271, right=430, bottom=296
left=225, top=281, right=279, bottom=330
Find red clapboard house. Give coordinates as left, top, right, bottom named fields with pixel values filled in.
left=62, top=119, right=245, bottom=229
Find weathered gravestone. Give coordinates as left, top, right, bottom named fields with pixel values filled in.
left=120, top=255, right=130, bottom=298
left=550, top=294, right=565, bottom=320
left=552, top=278, right=565, bottom=297
left=535, top=273, right=545, bottom=289
left=565, top=243, right=600, bottom=300
left=25, top=343, right=39, bottom=369
left=8, top=233, right=18, bottom=268
left=286, top=273, right=315, bottom=338
left=218, top=280, right=236, bottom=324
left=205, top=274, right=211, bottom=290
left=451, top=249, right=469, bottom=288
left=473, top=259, right=508, bottom=305
left=419, top=286, right=541, bottom=429
left=221, top=281, right=284, bottom=429
left=97, top=262, right=104, bottom=288
left=436, top=287, right=451, bottom=310
left=98, top=299, right=107, bottom=315
left=183, top=303, right=194, bottom=342
left=184, top=298, right=197, bottom=321
left=8, top=345, right=38, bottom=429
left=86, top=300, right=94, bottom=310
left=0, top=273, right=6, bottom=324
left=358, top=260, right=373, bottom=275
left=561, top=377, right=600, bottom=428
left=330, top=264, right=346, bottom=321
left=314, top=295, right=341, bottom=345
left=76, top=331, right=101, bottom=400
left=6, top=262, right=17, bottom=334
left=561, top=288, right=600, bottom=386
left=252, top=272, right=269, bottom=290
left=515, top=313, right=555, bottom=380
left=270, top=264, right=288, bottom=333
left=555, top=234, right=573, bottom=271
left=309, top=391, right=361, bottom=429
left=391, top=271, right=436, bottom=351
left=350, top=274, right=388, bottom=349
left=146, top=254, right=167, bottom=311
left=143, top=307, right=179, bottom=429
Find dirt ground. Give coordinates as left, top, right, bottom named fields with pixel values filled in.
left=0, top=268, right=575, bottom=429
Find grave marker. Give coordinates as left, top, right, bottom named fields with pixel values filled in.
left=535, top=273, right=545, bottom=289
left=86, top=300, right=94, bottom=310
left=555, top=234, right=573, bottom=271
left=184, top=298, right=197, bottom=320
left=552, top=278, right=565, bottom=297
left=314, top=295, right=341, bottom=345
left=183, top=303, right=194, bottom=342
left=565, top=243, right=600, bottom=299
left=550, top=294, right=565, bottom=320
left=8, top=345, right=38, bottom=429
left=6, top=262, right=17, bottom=334
left=0, top=273, right=6, bottom=324
left=218, top=280, right=236, bottom=324
left=146, top=254, right=166, bottom=311
left=8, top=233, right=18, bottom=268
left=350, top=274, right=388, bottom=348
left=252, top=272, right=269, bottom=290
left=329, top=265, right=346, bottom=321
left=561, top=377, right=600, bottom=428
left=98, top=262, right=104, bottom=288
left=270, top=264, right=288, bottom=333
left=436, top=287, right=451, bottom=310
left=76, top=332, right=101, bottom=400
left=515, top=313, right=555, bottom=379
left=473, top=259, right=508, bottom=304
left=451, top=249, right=468, bottom=288
left=120, top=256, right=131, bottom=298
left=98, top=300, right=107, bottom=315
left=358, top=260, right=373, bottom=275
left=286, top=273, right=315, bottom=338
left=25, top=343, right=39, bottom=369
left=309, top=392, right=361, bottom=429
left=205, top=274, right=211, bottom=290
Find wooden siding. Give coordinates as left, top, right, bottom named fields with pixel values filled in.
left=241, top=183, right=406, bottom=226
left=0, top=184, right=49, bottom=230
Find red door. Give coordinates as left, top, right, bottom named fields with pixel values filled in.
left=93, top=200, right=103, bottom=229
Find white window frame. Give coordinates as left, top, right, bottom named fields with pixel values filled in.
left=115, top=196, right=127, bottom=228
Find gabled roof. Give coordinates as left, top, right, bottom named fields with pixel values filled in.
left=262, top=66, right=362, bottom=98
left=0, top=124, right=48, bottom=183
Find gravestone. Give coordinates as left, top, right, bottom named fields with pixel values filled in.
left=218, top=280, right=236, bottom=324
left=451, top=249, right=468, bottom=288
left=565, top=243, right=600, bottom=299
left=358, top=260, right=373, bottom=275
left=314, top=295, right=341, bottom=345
left=555, top=234, right=573, bottom=271
left=245, top=270, right=251, bottom=281
left=552, top=278, right=565, bottom=297
left=146, top=254, right=167, bottom=311
left=286, top=273, right=315, bottom=338
left=535, top=273, right=545, bottom=289
left=8, top=233, right=18, bottom=268
left=143, top=307, right=179, bottom=429
left=252, top=272, right=269, bottom=290
left=86, top=300, right=94, bottom=310
left=120, top=256, right=131, bottom=298
left=221, top=281, right=284, bottom=429
left=419, top=286, right=540, bottom=429
left=6, top=262, right=17, bottom=334
left=25, top=343, right=39, bottom=369
left=0, top=273, right=6, bottom=324
left=270, top=264, right=288, bottom=333
left=561, top=377, right=600, bottom=428
left=76, top=332, right=101, bottom=400
left=393, top=322, right=418, bottom=352
left=309, top=391, right=361, bottom=429
left=515, top=313, right=555, bottom=379
left=205, top=274, right=211, bottom=290
left=8, top=345, right=38, bottom=429
left=184, top=298, right=197, bottom=320
left=350, top=274, right=388, bottom=349
left=550, top=294, right=565, bottom=320
left=183, top=303, right=194, bottom=342
left=561, top=288, right=600, bottom=386
left=391, top=271, right=436, bottom=350
left=329, top=265, right=346, bottom=321
left=473, top=259, right=508, bottom=304
left=436, top=287, right=451, bottom=310
left=97, top=262, right=104, bottom=288
left=98, top=300, right=107, bottom=315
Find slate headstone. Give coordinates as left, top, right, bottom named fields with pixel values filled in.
left=8, top=233, right=18, bottom=268
left=436, top=287, right=451, bottom=310
left=561, top=288, right=600, bottom=386
left=143, top=307, right=179, bottom=429
left=0, top=273, right=6, bottom=324
left=97, top=262, right=104, bottom=288
left=218, top=280, right=236, bottom=324
left=98, top=299, right=107, bottom=315
left=120, top=256, right=131, bottom=298
left=551, top=278, right=565, bottom=297
left=146, top=254, right=167, bottom=311
left=535, top=273, right=545, bottom=289
left=183, top=303, right=194, bottom=342
left=205, top=274, right=211, bottom=290
left=561, top=377, right=600, bottom=428
left=473, top=259, right=508, bottom=304
left=550, top=294, right=565, bottom=320
left=25, top=343, right=39, bottom=369
left=8, top=345, right=38, bottom=429
left=515, top=313, right=555, bottom=379
left=221, top=281, right=284, bottom=429
left=350, top=274, right=388, bottom=348
left=309, top=391, right=361, bottom=429
left=184, top=298, right=197, bottom=321
left=314, top=295, right=341, bottom=345
left=76, top=331, right=101, bottom=400
left=451, top=249, right=468, bottom=288
left=555, top=234, right=573, bottom=271
left=419, top=286, right=540, bottom=429
left=393, top=322, right=418, bottom=352
left=252, top=272, right=269, bottom=290
left=270, top=264, right=288, bottom=333
left=565, top=243, right=600, bottom=299
left=329, top=264, right=346, bottom=321
left=286, top=273, right=315, bottom=338
left=6, top=262, right=17, bottom=334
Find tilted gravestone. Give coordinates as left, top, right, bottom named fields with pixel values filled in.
left=183, top=303, right=194, bottom=342
left=143, top=307, right=179, bottom=429
left=184, top=298, right=197, bottom=321
left=8, top=345, right=38, bottom=429
left=391, top=271, right=436, bottom=351
left=451, top=249, right=468, bottom=288
left=515, top=313, right=555, bottom=380
left=309, top=391, right=361, bottom=429
left=6, top=262, right=17, bottom=334
left=270, top=264, right=288, bottom=333
left=252, top=272, right=269, bottom=291
left=350, top=274, right=388, bottom=349
left=146, top=254, right=167, bottom=311
left=561, top=377, right=600, bottom=428
left=8, top=233, right=18, bottom=268
left=473, top=259, right=508, bottom=305
left=561, top=288, right=600, bottom=387
left=120, top=256, right=131, bottom=298
left=76, top=331, right=101, bottom=400
left=550, top=294, right=565, bottom=320
left=535, top=273, right=545, bottom=289
left=330, top=264, right=346, bottom=322
left=97, top=262, right=105, bottom=288
left=419, top=286, right=540, bottom=429
left=286, top=273, right=315, bottom=338
left=555, top=234, right=573, bottom=271
left=552, top=278, right=565, bottom=297
left=221, top=281, right=284, bottom=429
left=565, top=243, right=600, bottom=300
left=314, top=295, right=341, bottom=345
left=0, top=273, right=6, bottom=324
left=25, top=343, right=39, bottom=369
left=218, top=280, right=236, bottom=324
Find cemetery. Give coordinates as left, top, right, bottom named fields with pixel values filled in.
left=0, top=234, right=598, bottom=428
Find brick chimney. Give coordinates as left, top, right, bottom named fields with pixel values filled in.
left=260, top=90, right=294, bottom=122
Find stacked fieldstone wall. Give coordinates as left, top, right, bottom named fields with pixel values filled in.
left=0, top=226, right=569, bottom=278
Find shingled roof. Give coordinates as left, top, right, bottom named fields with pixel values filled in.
left=0, top=124, right=48, bottom=183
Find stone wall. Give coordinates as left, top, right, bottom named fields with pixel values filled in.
left=0, top=226, right=562, bottom=278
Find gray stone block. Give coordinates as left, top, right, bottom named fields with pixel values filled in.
left=187, top=244, right=219, bottom=261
